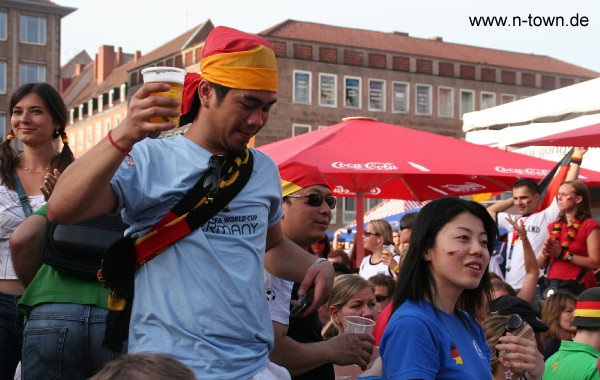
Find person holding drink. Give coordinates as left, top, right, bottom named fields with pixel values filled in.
left=47, top=26, right=334, bottom=380
left=358, top=220, right=398, bottom=280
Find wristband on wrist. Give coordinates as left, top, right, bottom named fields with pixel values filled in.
left=107, top=130, right=134, bottom=166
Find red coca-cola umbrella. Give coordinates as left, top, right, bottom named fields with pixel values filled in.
left=509, top=122, right=600, bottom=148
left=258, top=117, right=600, bottom=262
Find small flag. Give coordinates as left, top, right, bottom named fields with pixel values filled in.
left=450, top=345, right=463, bottom=365
left=537, top=148, right=574, bottom=211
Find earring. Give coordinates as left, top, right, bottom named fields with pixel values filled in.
left=6, top=130, right=15, bottom=140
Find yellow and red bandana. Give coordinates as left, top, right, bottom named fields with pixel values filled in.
left=200, top=26, right=278, bottom=92
left=279, top=162, right=329, bottom=197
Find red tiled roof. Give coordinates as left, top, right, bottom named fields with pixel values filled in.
left=260, top=20, right=598, bottom=78
left=128, top=20, right=213, bottom=70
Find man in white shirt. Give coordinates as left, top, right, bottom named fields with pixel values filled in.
left=486, top=147, right=587, bottom=290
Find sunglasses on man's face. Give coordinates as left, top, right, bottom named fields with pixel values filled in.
left=399, top=225, right=411, bottom=231
left=496, top=314, right=524, bottom=358
left=375, top=295, right=389, bottom=303
left=287, top=193, right=337, bottom=209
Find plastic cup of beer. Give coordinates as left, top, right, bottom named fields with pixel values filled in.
left=343, top=316, right=375, bottom=334
left=141, top=66, right=186, bottom=126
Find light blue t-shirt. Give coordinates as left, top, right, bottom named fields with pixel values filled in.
left=111, top=135, right=283, bottom=379
left=380, top=299, right=492, bottom=380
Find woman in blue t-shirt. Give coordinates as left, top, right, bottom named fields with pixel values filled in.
left=381, top=197, right=497, bottom=380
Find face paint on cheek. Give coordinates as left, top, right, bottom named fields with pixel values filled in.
left=446, top=250, right=459, bottom=256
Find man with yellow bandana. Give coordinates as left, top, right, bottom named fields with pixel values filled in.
left=48, top=26, right=334, bottom=379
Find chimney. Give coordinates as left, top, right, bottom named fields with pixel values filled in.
left=430, top=36, right=443, bottom=42
left=97, top=45, right=116, bottom=82
left=74, top=63, right=85, bottom=76
left=134, top=50, right=142, bottom=61
left=116, top=47, right=123, bottom=66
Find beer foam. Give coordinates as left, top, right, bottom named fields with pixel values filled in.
left=141, top=67, right=185, bottom=84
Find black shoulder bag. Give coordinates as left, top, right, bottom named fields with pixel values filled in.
left=42, top=214, right=129, bottom=280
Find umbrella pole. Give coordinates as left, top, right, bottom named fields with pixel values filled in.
left=355, top=192, right=365, bottom=270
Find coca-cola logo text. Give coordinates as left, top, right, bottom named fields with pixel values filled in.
left=331, top=162, right=398, bottom=170
left=333, top=185, right=382, bottom=195
left=440, top=182, right=486, bottom=193
left=495, top=166, right=550, bottom=176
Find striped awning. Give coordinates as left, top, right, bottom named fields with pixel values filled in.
left=344, top=199, right=427, bottom=229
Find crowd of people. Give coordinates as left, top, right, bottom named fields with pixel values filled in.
left=1, top=25, right=599, bottom=380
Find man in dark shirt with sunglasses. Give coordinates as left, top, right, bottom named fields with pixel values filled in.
left=265, top=161, right=374, bottom=379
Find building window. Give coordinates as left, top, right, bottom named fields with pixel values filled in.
left=392, top=82, right=409, bottom=113
left=292, top=123, right=311, bottom=137
left=318, top=73, right=337, bottom=108
left=19, top=62, right=46, bottom=84
left=501, top=94, right=516, bottom=104
left=343, top=198, right=384, bottom=224
left=114, top=115, right=121, bottom=129
left=94, top=123, right=102, bottom=144
left=69, top=109, right=75, bottom=124
left=415, top=84, right=432, bottom=115
left=0, top=112, right=6, bottom=141
left=460, top=90, right=475, bottom=119
left=20, top=15, right=46, bottom=45
left=85, top=126, right=93, bottom=148
left=88, top=99, right=94, bottom=117
left=293, top=70, right=311, bottom=104
left=368, top=79, right=386, bottom=112
left=438, top=87, right=454, bottom=118
left=109, top=89, right=115, bottom=107
left=119, top=84, right=126, bottom=103
left=77, top=129, right=84, bottom=152
left=481, top=92, right=496, bottom=110
left=0, top=12, right=6, bottom=41
left=104, top=119, right=111, bottom=135
left=344, top=76, right=361, bottom=109
left=0, top=60, right=6, bottom=94
left=98, top=95, right=104, bottom=112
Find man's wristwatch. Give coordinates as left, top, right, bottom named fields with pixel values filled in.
left=311, top=257, right=329, bottom=266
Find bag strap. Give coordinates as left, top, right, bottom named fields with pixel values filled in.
left=11, top=169, right=32, bottom=217
left=133, top=149, right=254, bottom=266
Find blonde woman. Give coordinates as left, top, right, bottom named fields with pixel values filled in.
left=322, top=274, right=378, bottom=379
left=483, top=315, right=544, bottom=380
left=359, top=220, right=398, bottom=280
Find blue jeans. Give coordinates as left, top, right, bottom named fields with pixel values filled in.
left=22, top=303, right=124, bottom=380
left=0, top=291, right=23, bottom=380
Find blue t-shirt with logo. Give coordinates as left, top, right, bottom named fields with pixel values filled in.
left=381, top=299, right=492, bottom=380
left=111, top=135, right=283, bottom=379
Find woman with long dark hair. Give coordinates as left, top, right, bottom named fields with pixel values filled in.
left=0, top=82, right=74, bottom=377
left=380, top=197, right=496, bottom=378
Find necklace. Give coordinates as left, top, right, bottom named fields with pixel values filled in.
left=551, top=219, right=581, bottom=261
left=18, top=163, right=50, bottom=174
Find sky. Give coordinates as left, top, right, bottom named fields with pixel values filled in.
left=56, top=0, right=600, bottom=73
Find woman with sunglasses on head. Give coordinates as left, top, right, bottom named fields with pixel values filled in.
left=482, top=314, right=545, bottom=380
left=537, top=180, right=600, bottom=297
left=359, top=219, right=398, bottom=280
left=380, top=197, right=496, bottom=379
left=0, top=83, right=74, bottom=378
